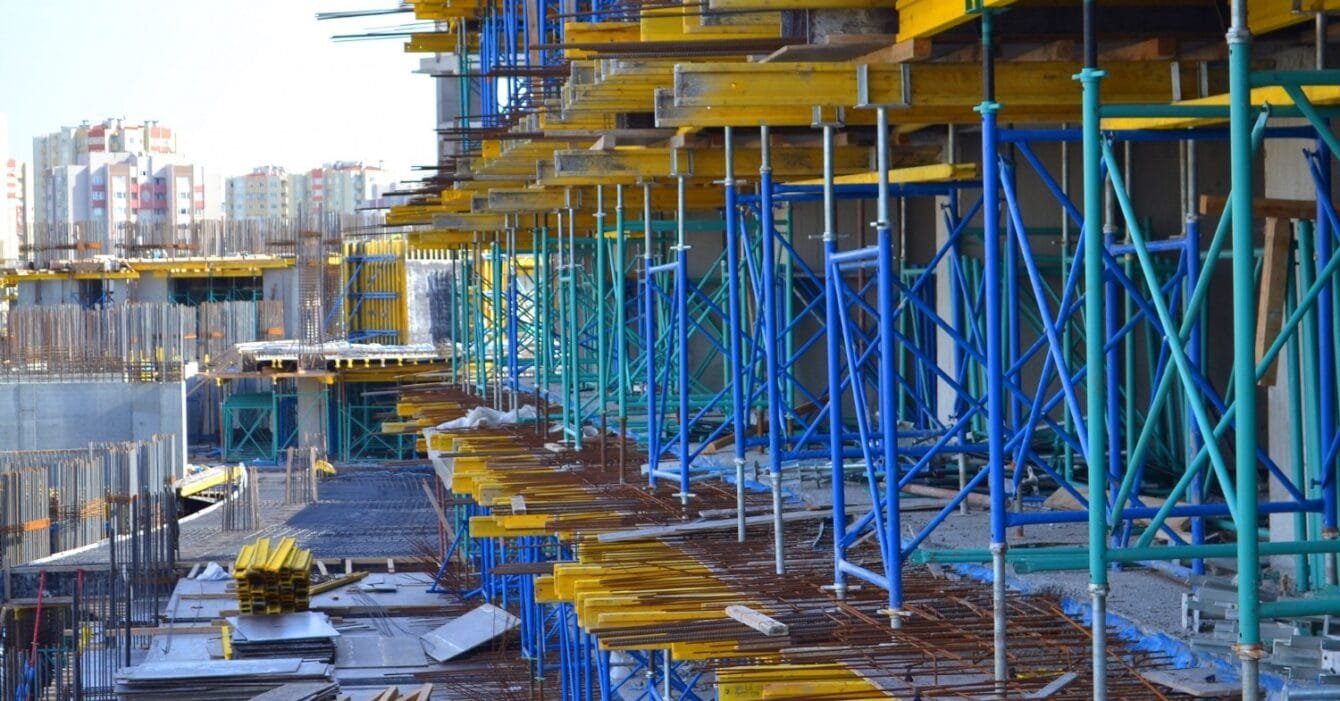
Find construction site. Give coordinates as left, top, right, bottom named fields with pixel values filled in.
left=4, top=0, right=1340, bottom=699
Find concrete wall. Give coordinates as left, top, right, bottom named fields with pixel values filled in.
left=406, top=259, right=450, bottom=345
left=0, top=380, right=187, bottom=473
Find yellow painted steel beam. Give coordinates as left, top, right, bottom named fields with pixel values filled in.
left=1103, top=84, right=1340, bottom=130
left=895, top=0, right=1017, bottom=42
left=1249, top=0, right=1340, bottom=35
left=787, top=162, right=978, bottom=185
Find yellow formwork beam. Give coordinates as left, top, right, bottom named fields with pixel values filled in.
left=895, top=0, right=1017, bottom=42
left=640, top=2, right=780, bottom=42
left=660, top=60, right=1193, bottom=127
left=410, top=0, right=485, bottom=21
left=1103, top=85, right=1340, bottom=130
left=676, top=60, right=1182, bottom=109
left=549, top=145, right=874, bottom=183
left=710, top=0, right=886, bottom=8
left=405, top=32, right=457, bottom=53
left=787, top=162, right=978, bottom=186
left=717, top=664, right=890, bottom=700
left=487, top=188, right=573, bottom=212
left=1249, top=0, right=1340, bottom=35
left=563, top=22, right=641, bottom=59
left=432, top=213, right=511, bottom=231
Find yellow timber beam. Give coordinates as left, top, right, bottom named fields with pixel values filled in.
left=563, top=22, right=641, bottom=59
left=1103, top=85, right=1340, bottom=130
left=640, top=2, right=780, bottom=41
left=1249, top=0, right=1340, bottom=35
left=409, top=0, right=485, bottom=21
left=432, top=212, right=511, bottom=230
left=548, top=146, right=877, bottom=183
left=895, top=0, right=1017, bottom=42
left=487, top=188, right=573, bottom=212
left=710, top=0, right=887, bottom=7
left=656, top=90, right=877, bottom=127
left=786, top=162, right=978, bottom=186
left=661, top=60, right=1193, bottom=126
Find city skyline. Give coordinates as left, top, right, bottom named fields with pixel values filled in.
left=0, top=1, right=433, bottom=185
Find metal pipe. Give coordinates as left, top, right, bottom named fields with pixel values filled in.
left=676, top=173, right=691, bottom=505
left=724, top=127, right=747, bottom=542
left=1228, top=0, right=1263, bottom=696
left=876, top=105, right=904, bottom=626
left=1079, top=0, right=1109, bottom=696
left=822, top=121, right=846, bottom=598
left=760, top=124, right=785, bottom=575
left=978, top=11, right=1006, bottom=691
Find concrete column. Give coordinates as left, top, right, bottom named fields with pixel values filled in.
left=295, top=376, right=327, bottom=453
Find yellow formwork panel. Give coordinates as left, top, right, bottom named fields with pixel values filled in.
left=343, top=237, right=408, bottom=344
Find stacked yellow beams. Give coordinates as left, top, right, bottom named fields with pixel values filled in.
left=233, top=537, right=313, bottom=615
left=413, top=418, right=898, bottom=697
left=433, top=433, right=791, bottom=660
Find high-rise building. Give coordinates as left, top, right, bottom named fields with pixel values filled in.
left=0, top=114, right=29, bottom=263
left=302, top=161, right=391, bottom=218
left=30, top=119, right=220, bottom=261
left=3, top=159, right=31, bottom=262
left=224, top=165, right=301, bottom=221
left=225, top=161, right=393, bottom=223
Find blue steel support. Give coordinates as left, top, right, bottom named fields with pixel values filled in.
left=977, top=11, right=1007, bottom=687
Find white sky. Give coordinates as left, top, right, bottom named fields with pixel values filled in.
left=0, top=1, right=435, bottom=185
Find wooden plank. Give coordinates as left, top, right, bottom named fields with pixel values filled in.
left=1199, top=195, right=1318, bottom=221
left=1100, top=36, right=1177, bottom=62
left=855, top=38, right=933, bottom=64
left=725, top=604, right=789, bottom=636
left=1256, top=217, right=1293, bottom=386
left=1011, top=40, right=1076, bottom=62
